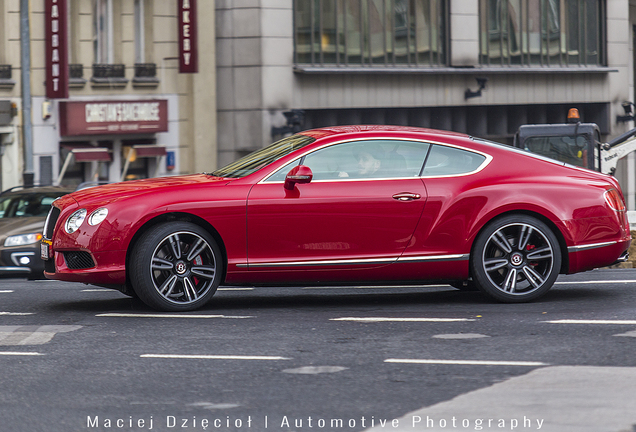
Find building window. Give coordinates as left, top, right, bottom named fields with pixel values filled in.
left=479, top=0, right=605, bottom=67
left=134, top=0, right=145, bottom=64
left=94, top=0, right=113, bottom=64
left=294, top=0, right=448, bottom=67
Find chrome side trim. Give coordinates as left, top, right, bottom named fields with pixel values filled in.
left=237, top=253, right=469, bottom=268
left=567, top=241, right=618, bottom=253
left=397, top=254, right=470, bottom=263
left=239, top=257, right=398, bottom=268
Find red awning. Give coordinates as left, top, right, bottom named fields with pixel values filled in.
left=133, top=145, right=167, bottom=157
left=72, top=148, right=112, bottom=162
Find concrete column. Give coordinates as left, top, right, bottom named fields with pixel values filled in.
left=449, top=0, right=479, bottom=66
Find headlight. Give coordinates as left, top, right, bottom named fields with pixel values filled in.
left=88, top=208, right=109, bottom=226
left=4, top=233, right=43, bottom=247
left=65, top=209, right=87, bottom=233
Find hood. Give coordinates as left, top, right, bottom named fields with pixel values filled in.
left=0, top=217, right=46, bottom=241
left=66, top=174, right=232, bottom=206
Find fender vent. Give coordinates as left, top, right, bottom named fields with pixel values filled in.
left=64, top=252, right=95, bottom=270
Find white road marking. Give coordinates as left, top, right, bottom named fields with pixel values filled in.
left=282, top=366, right=349, bottom=374
left=555, top=279, right=636, bottom=285
left=96, top=313, right=254, bottom=319
left=188, top=402, right=241, bottom=410
left=0, top=312, right=34, bottom=316
left=385, top=359, right=548, bottom=366
left=140, top=354, right=291, bottom=360
left=545, top=319, right=636, bottom=325
left=432, top=333, right=490, bottom=339
left=0, top=351, right=44, bottom=356
left=304, top=285, right=448, bottom=290
left=0, top=290, right=14, bottom=293
left=331, top=317, right=475, bottom=323
left=613, top=330, right=636, bottom=337
left=364, top=366, right=636, bottom=432
left=82, top=289, right=114, bottom=292
left=217, top=288, right=254, bottom=291
left=0, top=325, right=82, bottom=346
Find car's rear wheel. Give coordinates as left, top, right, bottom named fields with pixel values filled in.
left=130, top=222, right=223, bottom=311
left=471, top=215, right=561, bottom=303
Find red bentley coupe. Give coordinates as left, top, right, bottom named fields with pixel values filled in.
left=42, top=126, right=631, bottom=311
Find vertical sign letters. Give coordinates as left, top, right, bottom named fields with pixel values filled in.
left=178, top=0, right=198, bottom=73
left=45, top=0, right=69, bottom=98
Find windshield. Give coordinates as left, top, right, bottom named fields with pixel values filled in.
left=0, top=193, right=60, bottom=218
left=211, top=134, right=316, bottom=178
left=522, top=135, right=589, bottom=168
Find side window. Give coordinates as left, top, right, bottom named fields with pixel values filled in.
left=302, top=140, right=430, bottom=180
left=422, top=145, right=487, bottom=176
left=303, top=143, right=359, bottom=180
left=265, top=160, right=301, bottom=182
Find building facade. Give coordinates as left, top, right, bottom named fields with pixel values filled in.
left=216, top=0, right=636, bottom=209
left=0, top=0, right=216, bottom=190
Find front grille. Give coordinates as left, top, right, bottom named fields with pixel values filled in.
left=44, top=206, right=61, bottom=240
left=64, top=252, right=95, bottom=270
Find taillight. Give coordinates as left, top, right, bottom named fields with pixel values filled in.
left=604, top=189, right=626, bottom=212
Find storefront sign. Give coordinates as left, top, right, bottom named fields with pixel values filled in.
left=45, top=0, right=69, bottom=99
left=59, top=100, right=169, bottom=136
left=178, top=0, right=198, bottom=73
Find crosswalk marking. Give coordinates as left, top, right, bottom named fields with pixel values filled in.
left=365, top=366, right=636, bottom=432
left=0, top=325, right=82, bottom=346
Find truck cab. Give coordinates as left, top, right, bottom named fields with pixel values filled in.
left=514, top=122, right=602, bottom=171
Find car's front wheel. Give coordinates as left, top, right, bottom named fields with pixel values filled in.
left=471, top=215, right=561, bottom=303
left=130, top=222, right=223, bottom=311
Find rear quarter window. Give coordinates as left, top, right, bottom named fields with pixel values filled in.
left=422, top=145, right=487, bottom=176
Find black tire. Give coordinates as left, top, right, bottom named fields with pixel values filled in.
left=471, top=215, right=561, bottom=303
left=129, top=222, right=223, bottom=311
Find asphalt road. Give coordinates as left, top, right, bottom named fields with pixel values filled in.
left=0, top=270, right=636, bottom=432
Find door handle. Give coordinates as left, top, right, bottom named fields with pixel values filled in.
left=392, top=192, right=421, bottom=201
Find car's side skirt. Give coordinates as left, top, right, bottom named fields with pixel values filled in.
left=238, top=254, right=470, bottom=269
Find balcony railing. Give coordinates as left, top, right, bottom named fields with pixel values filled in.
left=69, top=64, right=84, bottom=79
left=92, top=64, right=126, bottom=78
left=132, top=63, right=159, bottom=87
left=91, top=63, right=128, bottom=88
left=134, top=63, right=156, bottom=78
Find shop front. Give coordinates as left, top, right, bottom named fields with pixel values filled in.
left=45, top=99, right=172, bottom=188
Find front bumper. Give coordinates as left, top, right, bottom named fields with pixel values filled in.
left=0, top=248, right=43, bottom=277
left=43, top=248, right=127, bottom=285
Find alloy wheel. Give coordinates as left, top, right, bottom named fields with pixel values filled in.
left=150, top=231, right=218, bottom=305
left=480, top=222, right=555, bottom=296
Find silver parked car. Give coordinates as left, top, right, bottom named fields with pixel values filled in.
left=0, top=186, right=74, bottom=279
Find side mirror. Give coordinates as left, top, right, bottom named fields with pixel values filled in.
left=284, top=165, right=313, bottom=190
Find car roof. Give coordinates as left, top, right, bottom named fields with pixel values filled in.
left=299, top=125, right=469, bottom=140
left=0, top=185, right=75, bottom=197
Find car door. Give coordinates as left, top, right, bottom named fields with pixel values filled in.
left=245, top=139, right=430, bottom=270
